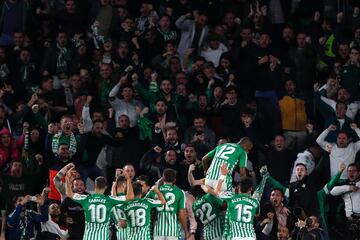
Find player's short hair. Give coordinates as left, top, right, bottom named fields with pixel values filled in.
left=133, top=181, right=143, bottom=196
left=136, top=175, right=151, bottom=186
left=238, top=137, right=253, bottom=149
left=163, top=168, right=177, bottom=183
left=94, top=176, right=107, bottom=190
left=115, top=175, right=127, bottom=185
left=239, top=176, right=253, bottom=193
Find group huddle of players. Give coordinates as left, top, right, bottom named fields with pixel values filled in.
left=64, top=139, right=266, bottom=240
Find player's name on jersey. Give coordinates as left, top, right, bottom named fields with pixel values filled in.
left=231, top=196, right=257, bottom=206
left=89, top=198, right=107, bottom=203
left=124, top=202, right=149, bottom=210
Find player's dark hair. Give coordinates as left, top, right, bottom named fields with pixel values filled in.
left=239, top=176, right=253, bottom=193
left=133, top=181, right=143, bottom=196
left=95, top=176, right=107, bottom=190
left=163, top=168, right=177, bottom=183
left=136, top=175, right=151, bottom=186
left=115, top=175, right=127, bottom=185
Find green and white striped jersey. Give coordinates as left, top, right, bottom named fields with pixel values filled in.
left=122, top=197, right=163, bottom=240
left=219, top=173, right=269, bottom=239
left=205, top=143, right=247, bottom=190
left=221, top=192, right=259, bottom=238
left=147, top=184, right=186, bottom=238
left=110, top=193, right=127, bottom=240
left=72, top=193, right=126, bottom=240
left=192, top=193, right=224, bottom=240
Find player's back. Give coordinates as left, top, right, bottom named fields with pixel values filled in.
left=152, top=184, right=186, bottom=237
left=193, top=193, right=224, bottom=240
left=206, top=143, right=246, bottom=181
left=110, top=193, right=127, bottom=240
left=224, top=193, right=259, bottom=238
left=123, top=197, right=162, bottom=240
left=73, top=193, right=126, bottom=240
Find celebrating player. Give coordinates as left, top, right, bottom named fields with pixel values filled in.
left=110, top=174, right=134, bottom=240
left=202, top=137, right=253, bottom=192
left=122, top=182, right=166, bottom=240
left=193, top=191, right=225, bottom=240
left=147, top=168, right=190, bottom=240
left=217, top=163, right=269, bottom=240
left=64, top=170, right=133, bottom=240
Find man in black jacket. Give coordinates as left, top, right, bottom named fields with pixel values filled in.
left=78, top=119, right=120, bottom=182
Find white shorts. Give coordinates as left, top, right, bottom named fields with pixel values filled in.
left=205, top=178, right=228, bottom=192
left=153, top=237, right=178, bottom=240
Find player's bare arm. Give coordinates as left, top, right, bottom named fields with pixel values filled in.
left=202, top=153, right=213, bottom=174
left=215, top=162, right=229, bottom=195
left=151, top=186, right=166, bottom=205
left=64, top=167, right=74, bottom=199
left=179, top=208, right=190, bottom=240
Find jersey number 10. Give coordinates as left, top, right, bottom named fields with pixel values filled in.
left=89, top=204, right=106, bottom=223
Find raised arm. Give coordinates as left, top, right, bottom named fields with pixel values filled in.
left=125, top=172, right=134, bottom=201
left=322, top=163, right=346, bottom=194
left=267, top=174, right=289, bottom=198
left=351, top=123, right=360, bottom=151
left=252, top=166, right=270, bottom=202
left=54, top=163, right=75, bottom=197
left=316, top=125, right=335, bottom=151
left=151, top=186, right=166, bottom=205
left=175, top=14, right=191, bottom=30
left=32, top=195, right=49, bottom=223
left=82, top=98, right=93, bottom=133
left=188, top=164, right=204, bottom=187
left=65, top=168, right=74, bottom=199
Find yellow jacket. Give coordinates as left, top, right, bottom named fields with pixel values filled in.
left=279, top=95, right=308, bottom=131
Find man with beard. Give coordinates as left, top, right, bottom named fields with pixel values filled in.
left=316, top=123, right=360, bottom=179
left=134, top=79, right=186, bottom=125
left=178, top=144, right=204, bottom=191
left=184, top=114, right=216, bottom=158
left=60, top=175, right=88, bottom=240
left=268, top=161, right=346, bottom=219
left=41, top=203, right=69, bottom=239
left=269, top=188, right=295, bottom=232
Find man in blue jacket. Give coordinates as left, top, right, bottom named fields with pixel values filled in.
left=7, top=194, right=48, bottom=240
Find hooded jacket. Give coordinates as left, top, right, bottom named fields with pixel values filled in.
left=0, top=128, right=22, bottom=172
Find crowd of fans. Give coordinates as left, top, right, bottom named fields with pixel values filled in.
left=0, top=0, right=360, bottom=239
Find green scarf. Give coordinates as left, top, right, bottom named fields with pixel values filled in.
left=51, top=132, right=77, bottom=157
left=137, top=117, right=153, bottom=140
left=56, top=43, right=70, bottom=73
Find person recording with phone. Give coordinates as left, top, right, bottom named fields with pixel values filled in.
left=330, top=163, right=360, bottom=239
left=7, top=194, right=48, bottom=240
left=293, top=215, right=326, bottom=240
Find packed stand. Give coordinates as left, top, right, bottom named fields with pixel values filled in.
left=0, top=0, right=360, bottom=239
